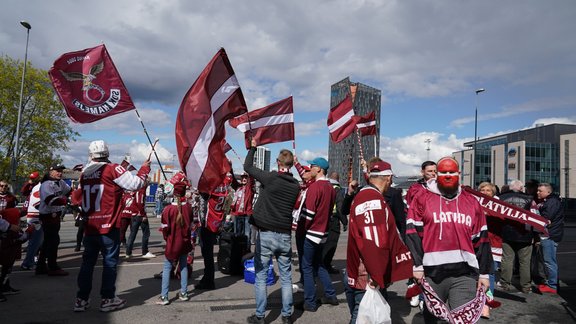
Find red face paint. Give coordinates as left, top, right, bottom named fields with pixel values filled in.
left=437, top=158, right=460, bottom=196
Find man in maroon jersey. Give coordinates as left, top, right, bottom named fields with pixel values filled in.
left=125, top=184, right=154, bottom=258
left=346, top=160, right=413, bottom=322
left=406, top=157, right=491, bottom=323
left=298, top=157, right=337, bottom=312
left=74, top=140, right=150, bottom=313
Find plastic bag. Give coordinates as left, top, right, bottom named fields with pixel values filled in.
left=357, top=285, right=392, bottom=324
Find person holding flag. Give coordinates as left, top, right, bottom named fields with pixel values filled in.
left=74, top=140, right=150, bottom=313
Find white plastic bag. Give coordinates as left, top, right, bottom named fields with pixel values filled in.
left=356, top=285, right=392, bottom=324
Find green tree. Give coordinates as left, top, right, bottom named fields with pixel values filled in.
left=0, top=55, right=79, bottom=183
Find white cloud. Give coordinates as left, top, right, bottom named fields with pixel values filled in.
left=379, top=132, right=467, bottom=176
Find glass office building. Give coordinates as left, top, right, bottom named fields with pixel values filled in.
left=328, top=77, right=381, bottom=187
left=453, top=123, right=576, bottom=198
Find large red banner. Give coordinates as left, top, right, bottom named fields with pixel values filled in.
left=48, top=44, right=135, bottom=123
left=175, top=48, right=247, bottom=193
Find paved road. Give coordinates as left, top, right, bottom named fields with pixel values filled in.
left=2, top=215, right=575, bottom=324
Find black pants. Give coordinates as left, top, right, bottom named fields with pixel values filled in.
left=322, top=217, right=341, bottom=268
left=199, top=227, right=217, bottom=283
left=37, top=221, right=61, bottom=270
left=76, top=221, right=85, bottom=248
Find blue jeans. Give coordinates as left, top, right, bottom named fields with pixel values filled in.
left=161, top=255, right=188, bottom=297
left=343, top=271, right=388, bottom=324
left=489, top=260, right=500, bottom=295
left=541, top=239, right=558, bottom=289
left=155, top=200, right=164, bottom=216
left=254, top=230, right=293, bottom=318
left=22, top=223, right=44, bottom=268
left=302, top=238, right=336, bottom=307
left=126, top=216, right=150, bottom=255
left=77, top=228, right=120, bottom=300
left=234, top=215, right=251, bottom=249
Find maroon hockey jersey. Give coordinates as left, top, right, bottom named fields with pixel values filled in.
left=347, top=185, right=413, bottom=289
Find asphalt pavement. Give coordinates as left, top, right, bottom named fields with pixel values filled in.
left=1, top=214, right=575, bottom=324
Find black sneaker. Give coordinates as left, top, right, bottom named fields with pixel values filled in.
left=194, top=281, right=215, bottom=290
left=320, top=296, right=339, bottom=306
left=1, top=280, right=20, bottom=295
left=246, top=314, right=265, bottom=324
left=303, top=303, right=318, bottom=312
left=281, top=316, right=293, bottom=324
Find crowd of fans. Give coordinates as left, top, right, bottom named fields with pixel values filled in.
left=0, top=142, right=566, bottom=323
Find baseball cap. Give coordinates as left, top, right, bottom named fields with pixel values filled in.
left=308, top=157, right=329, bottom=171
left=50, top=164, right=66, bottom=171
left=29, top=171, right=40, bottom=180
left=369, top=161, right=393, bottom=176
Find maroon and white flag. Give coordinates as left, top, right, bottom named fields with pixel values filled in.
left=48, top=44, right=135, bottom=123
left=229, top=96, right=294, bottom=149
left=464, top=186, right=550, bottom=234
left=352, top=111, right=377, bottom=136
left=175, top=48, right=247, bottom=193
left=327, top=95, right=356, bottom=143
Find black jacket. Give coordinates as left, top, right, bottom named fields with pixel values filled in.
left=499, top=190, right=535, bottom=243
left=539, top=194, right=564, bottom=242
left=244, top=147, right=300, bottom=234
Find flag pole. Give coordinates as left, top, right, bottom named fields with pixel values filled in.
left=133, top=108, right=168, bottom=181
left=229, top=146, right=243, bottom=164
left=355, top=128, right=365, bottom=162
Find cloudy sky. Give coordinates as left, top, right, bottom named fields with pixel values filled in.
left=2, top=0, right=575, bottom=176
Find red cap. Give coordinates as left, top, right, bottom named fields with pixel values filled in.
left=29, top=171, right=39, bottom=180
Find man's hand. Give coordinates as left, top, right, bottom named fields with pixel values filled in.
left=413, top=271, right=424, bottom=283
left=478, top=277, right=490, bottom=292
left=348, top=180, right=358, bottom=194
left=251, top=138, right=257, bottom=147
left=367, top=279, right=377, bottom=289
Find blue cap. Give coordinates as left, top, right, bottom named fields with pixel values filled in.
left=308, top=157, right=329, bottom=171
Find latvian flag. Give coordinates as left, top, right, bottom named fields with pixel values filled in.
left=229, top=96, right=294, bottom=149
left=327, top=95, right=356, bottom=143
left=175, top=48, right=248, bottom=194
left=352, top=111, right=377, bottom=136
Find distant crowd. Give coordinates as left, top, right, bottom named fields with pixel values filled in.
left=0, top=140, right=565, bottom=324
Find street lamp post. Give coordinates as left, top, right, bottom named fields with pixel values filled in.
left=10, top=21, right=31, bottom=190
left=472, top=88, right=485, bottom=188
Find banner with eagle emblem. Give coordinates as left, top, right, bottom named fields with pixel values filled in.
left=48, top=44, right=135, bottom=123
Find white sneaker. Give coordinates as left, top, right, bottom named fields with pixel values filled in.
left=410, top=295, right=420, bottom=307
left=292, top=282, right=304, bottom=293
left=100, top=296, right=126, bottom=312
left=125, top=254, right=132, bottom=259
left=142, top=252, right=156, bottom=258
